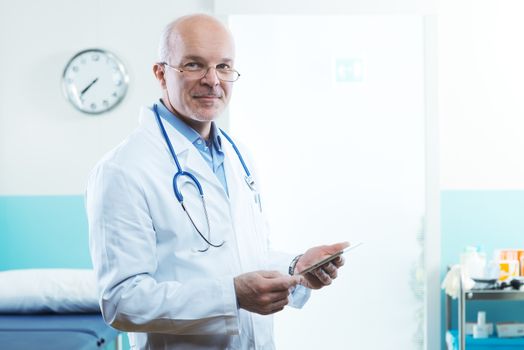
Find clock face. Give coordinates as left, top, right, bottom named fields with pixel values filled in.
left=62, top=49, right=129, bottom=114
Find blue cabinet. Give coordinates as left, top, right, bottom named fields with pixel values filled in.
left=447, top=330, right=524, bottom=350
left=446, top=288, right=524, bottom=350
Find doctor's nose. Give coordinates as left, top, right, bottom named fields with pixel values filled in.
left=201, top=67, right=220, bottom=86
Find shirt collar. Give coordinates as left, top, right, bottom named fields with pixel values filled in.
left=156, top=100, right=200, bottom=144
left=156, top=99, right=223, bottom=151
left=209, top=122, right=223, bottom=152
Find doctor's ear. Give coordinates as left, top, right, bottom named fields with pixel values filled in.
left=153, top=63, right=167, bottom=89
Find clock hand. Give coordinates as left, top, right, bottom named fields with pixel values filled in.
left=80, top=77, right=99, bottom=96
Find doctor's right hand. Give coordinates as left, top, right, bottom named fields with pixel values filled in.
left=234, top=271, right=302, bottom=315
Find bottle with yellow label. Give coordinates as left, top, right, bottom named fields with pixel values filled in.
left=496, top=249, right=520, bottom=281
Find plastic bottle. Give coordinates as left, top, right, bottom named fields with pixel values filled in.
left=473, top=311, right=489, bottom=339
left=519, top=250, right=524, bottom=276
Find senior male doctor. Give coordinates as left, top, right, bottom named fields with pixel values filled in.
left=86, top=14, right=349, bottom=350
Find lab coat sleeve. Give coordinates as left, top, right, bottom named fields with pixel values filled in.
left=86, top=160, right=239, bottom=335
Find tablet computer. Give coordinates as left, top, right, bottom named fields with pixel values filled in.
left=299, top=242, right=363, bottom=275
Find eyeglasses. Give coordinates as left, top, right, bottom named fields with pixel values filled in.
left=161, top=62, right=241, bottom=82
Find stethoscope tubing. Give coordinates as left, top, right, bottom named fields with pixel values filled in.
left=153, top=103, right=255, bottom=251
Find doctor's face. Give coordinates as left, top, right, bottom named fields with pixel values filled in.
left=160, top=18, right=235, bottom=123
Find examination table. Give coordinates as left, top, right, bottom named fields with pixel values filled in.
left=0, top=313, right=120, bottom=350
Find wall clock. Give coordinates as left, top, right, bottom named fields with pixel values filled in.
left=62, top=48, right=129, bottom=114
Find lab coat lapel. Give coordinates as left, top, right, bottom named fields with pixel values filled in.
left=222, top=142, right=241, bottom=215
left=222, top=139, right=264, bottom=272
left=180, top=145, right=228, bottom=201
left=139, top=107, right=227, bottom=198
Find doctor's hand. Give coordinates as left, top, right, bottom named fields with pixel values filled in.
left=234, top=271, right=302, bottom=315
left=294, top=241, right=349, bottom=290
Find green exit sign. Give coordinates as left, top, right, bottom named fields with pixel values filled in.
left=335, top=58, right=364, bottom=82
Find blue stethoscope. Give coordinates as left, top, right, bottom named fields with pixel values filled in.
left=153, top=104, right=261, bottom=252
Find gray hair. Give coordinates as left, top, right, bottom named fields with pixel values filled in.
left=157, top=20, right=177, bottom=63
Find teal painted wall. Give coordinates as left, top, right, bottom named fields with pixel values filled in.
left=0, top=195, right=130, bottom=349
left=440, top=190, right=524, bottom=347
left=441, top=190, right=524, bottom=266
left=0, top=195, right=92, bottom=270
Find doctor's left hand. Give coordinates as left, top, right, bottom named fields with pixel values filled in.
left=294, top=241, right=349, bottom=290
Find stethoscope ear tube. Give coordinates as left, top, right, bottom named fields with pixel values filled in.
left=219, top=128, right=251, bottom=177
left=154, top=104, right=183, bottom=173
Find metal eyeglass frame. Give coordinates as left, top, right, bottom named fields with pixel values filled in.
left=160, top=62, right=241, bottom=82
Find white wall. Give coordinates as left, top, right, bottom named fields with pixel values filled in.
left=422, top=15, right=441, bottom=350
left=0, top=0, right=213, bottom=195
left=439, top=0, right=524, bottom=190
left=215, top=0, right=437, bottom=15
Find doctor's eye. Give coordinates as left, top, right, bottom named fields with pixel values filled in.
left=216, top=63, right=231, bottom=70
left=184, top=62, right=204, bottom=71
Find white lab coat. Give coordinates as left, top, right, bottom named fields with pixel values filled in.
left=86, top=106, right=310, bottom=350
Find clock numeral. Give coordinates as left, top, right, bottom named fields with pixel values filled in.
left=103, top=100, right=109, bottom=108
left=90, top=103, right=97, bottom=110
left=112, top=92, right=118, bottom=98
left=72, top=66, right=79, bottom=72
left=92, top=54, right=99, bottom=62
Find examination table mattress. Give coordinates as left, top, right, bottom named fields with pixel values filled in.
left=0, top=313, right=119, bottom=350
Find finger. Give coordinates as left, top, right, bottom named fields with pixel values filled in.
left=258, top=270, right=284, bottom=279
left=266, top=297, right=290, bottom=314
left=257, top=295, right=290, bottom=315
left=303, top=272, right=324, bottom=289
left=332, top=256, right=345, bottom=268
left=271, top=275, right=301, bottom=291
left=313, top=267, right=332, bottom=285
left=258, top=271, right=301, bottom=289
left=322, top=262, right=338, bottom=279
left=295, top=274, right=305, bottom=286
left=264, top=290, right=291, bottom=303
